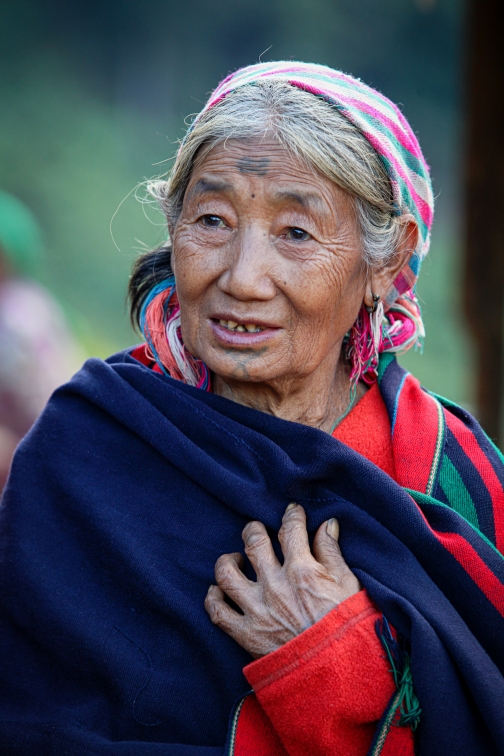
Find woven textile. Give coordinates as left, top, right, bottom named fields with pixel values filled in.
left=0, top=349, right=503, bottom=754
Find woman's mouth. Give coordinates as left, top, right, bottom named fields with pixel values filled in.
left=209, top=317, right=280, bottom=346
left=217, top=319, right=264, bottom=333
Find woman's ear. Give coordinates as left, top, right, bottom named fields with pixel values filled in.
left=364, top=215, right=419, bottom=307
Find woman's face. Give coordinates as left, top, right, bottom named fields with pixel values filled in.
left=171, top=139, right=368, bottom=387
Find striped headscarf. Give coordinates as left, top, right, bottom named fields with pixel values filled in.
left=141, top=61, right=434, bottom=388
left=202, top=61, right=434, bottom=307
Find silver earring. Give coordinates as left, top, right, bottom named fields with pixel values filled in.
left=365, top=292, right=381, bottom=314
left=366, top=292, right=383, bottom=352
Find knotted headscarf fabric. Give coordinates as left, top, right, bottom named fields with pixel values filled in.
left=202, top=61, right=434, bottom=306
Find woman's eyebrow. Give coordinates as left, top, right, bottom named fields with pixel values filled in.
left=187, top=178, right=233, bottom=202
left=274, top=190, right=326, bottom=212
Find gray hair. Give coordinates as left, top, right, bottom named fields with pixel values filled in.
left=148, top=80, right=404, bottom=270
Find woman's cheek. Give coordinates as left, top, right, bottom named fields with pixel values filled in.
left=172, top=238, right=214, bottom=354
left=173, top=241, right=206, bottom=294
left=174, top=226, right=227, bottom=281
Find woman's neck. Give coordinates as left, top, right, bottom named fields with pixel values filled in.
left=212, top=354, right=366, bottom=434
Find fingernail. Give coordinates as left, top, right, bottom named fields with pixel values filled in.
left=286, top=502, right=297, bottom=512
left=326, top=518, right=339, bottom=539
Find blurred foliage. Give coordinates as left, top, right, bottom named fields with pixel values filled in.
left=401, top=230, right=474, bottom=407
left=0, top=0, right=471, bottom=403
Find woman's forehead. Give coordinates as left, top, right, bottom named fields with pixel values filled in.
left=192, top=138, right=301, bottom=175
left=187, top=139, right=349, bottom=208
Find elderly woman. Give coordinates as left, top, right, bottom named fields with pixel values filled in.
left=1, top=62, right=504, bottom=756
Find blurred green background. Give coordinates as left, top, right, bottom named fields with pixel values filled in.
left=0, top=0, right=471, bottom=404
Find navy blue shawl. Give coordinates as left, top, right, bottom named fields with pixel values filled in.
left=0, top=350, right=504, bottom=754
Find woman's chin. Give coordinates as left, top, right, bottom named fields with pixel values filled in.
left=201, top=352, right=287, bottom=386
left=209, top=361, right=280, bottom=385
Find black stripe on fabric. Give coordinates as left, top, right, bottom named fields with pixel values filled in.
left=431, top=478, right=451, bottom=507
left=407, top=493, right=504, bottom=675
left=378, top=356, right=407, bottom=430
left=444, top=428, right=496, bottom=546
left=455, top=403, right=504, bottom=494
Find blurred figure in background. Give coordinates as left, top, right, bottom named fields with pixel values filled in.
left=0, top=191, right=83, bottom=488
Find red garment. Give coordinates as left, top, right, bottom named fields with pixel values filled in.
left=241, top=592, right=398, bottom=756
left=131, top=343, right=164, bottom=373
left=333, top=382, right=396, bottom=479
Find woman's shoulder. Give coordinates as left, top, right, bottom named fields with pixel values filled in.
left=377, top=355, right=504, bottom=549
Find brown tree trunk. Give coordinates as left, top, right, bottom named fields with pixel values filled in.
left=464, top=0, right=504, bottom=444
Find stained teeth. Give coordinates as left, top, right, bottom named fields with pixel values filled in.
left=218, top=319, right=263, bottom=332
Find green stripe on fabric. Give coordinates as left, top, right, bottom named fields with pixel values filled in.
left=439, top=456, right=480, bottom=530
left=405, top=489, right=504, bottom=559
left=280, top=78, right=429, bottom=180
left=380, top=159, right=428, bottom=233
left=378, top=352, right=395, bottom=383
left=377, top=152, right=431, bottom=210
left=300, top=71, right=399, bottom=112
left=226, top=694, right=249, bottom=756
left=434, top=392, right=504, bottom=469
left=430, top=391, right=504, bottom=468
left=369, top=689, right=403, bottom=755
left=426, top=396, right=445, bottom=497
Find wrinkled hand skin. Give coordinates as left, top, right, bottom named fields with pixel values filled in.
left=204, top=503, right=361, bottom=659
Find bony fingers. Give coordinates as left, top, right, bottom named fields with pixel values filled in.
left=279, top=503, right=311, bottom=562
left=281, top=503, right=308, bottom=532
left=232, top=551, right=245, bottom=569
left=205, top=585, right=240, bottom=633
left=319, top=519, right=362, bottom=591
left=326, top=517, right=339, bottom=541
left=214, top=553, right=249, bottom=594
left=242, top=520, right=272, bottom=550
left=204, top=584, right=224, bottom=621
left=205, top=583, right=225, bottom=604
left=242, top=521, right=279, bottom=574
left=215, top=550, right=244, bottom=572
left=313, top=518, right=348, bottom=578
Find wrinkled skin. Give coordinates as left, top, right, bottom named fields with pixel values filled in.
left=171, top=138, right=417, bottom=657
left=205, top=503, right=361, bottom=659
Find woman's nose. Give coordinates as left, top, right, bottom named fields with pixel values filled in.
left=218, top=226, right=277, bottom=301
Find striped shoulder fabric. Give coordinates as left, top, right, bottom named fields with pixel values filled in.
left=378, top=355, right=504, bottom=621
left=378, top=353, right=504, bottom=551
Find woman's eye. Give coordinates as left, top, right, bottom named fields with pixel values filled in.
left=286, top=227, right=311, bottom=242
left=201, top=214, right=226, bottom=228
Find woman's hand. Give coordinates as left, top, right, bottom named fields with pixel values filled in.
left=204, top=503, right=361, bottom=659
